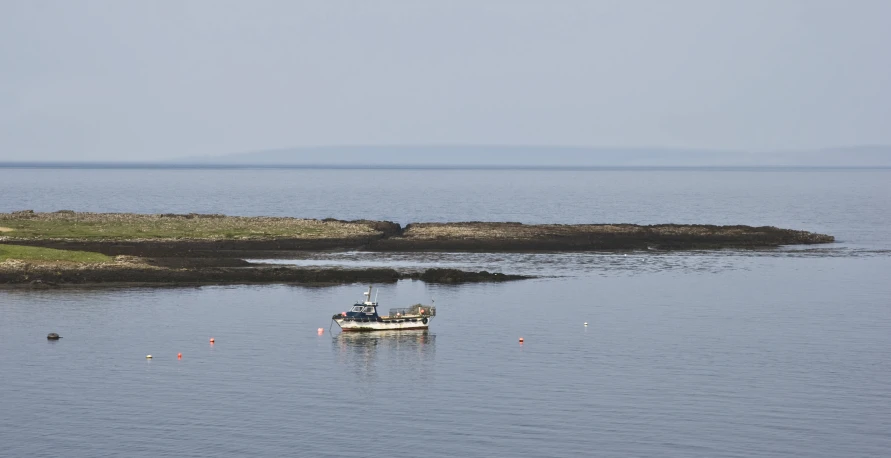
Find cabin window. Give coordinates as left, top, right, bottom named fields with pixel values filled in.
left=363, top=307, right=374, bottom=313
left=351, top=306, right=363, bottom=312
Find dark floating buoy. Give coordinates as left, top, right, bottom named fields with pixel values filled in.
left=47, top=333, right=61, bottom=340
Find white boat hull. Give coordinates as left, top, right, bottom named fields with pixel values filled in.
left=335, top=317, right=432, bottom=332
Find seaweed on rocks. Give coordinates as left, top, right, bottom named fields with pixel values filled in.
left=417, top=268, right=531, bottom=284
left=0, top=262, right=402, bottom=287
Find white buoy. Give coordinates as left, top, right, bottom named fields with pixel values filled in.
left=584, top=322, right=588, bottom=326
left=146, top=355, right=153, bottom=359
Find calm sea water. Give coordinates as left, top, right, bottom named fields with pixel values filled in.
left=1, top=168, right=890, bottom=457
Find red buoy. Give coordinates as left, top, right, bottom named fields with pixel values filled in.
left=177, top=353, right=182, bottom=359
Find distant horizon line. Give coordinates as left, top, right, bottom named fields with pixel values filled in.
left=219, top=142, right=891, bottom=150
left=1, top=162, right=889, bottom=171
left=212, top=143, right=891, bottom=158
left=4, top=144, right=890, bottom=166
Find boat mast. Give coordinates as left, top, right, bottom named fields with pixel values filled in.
left=364, top=285, right=373, bottom=305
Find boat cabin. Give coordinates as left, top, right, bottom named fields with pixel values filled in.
left=345, top=303, right=379, bottom=319
left=343, top=287, right=380, bottom=319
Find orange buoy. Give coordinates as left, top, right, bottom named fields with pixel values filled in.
left=209, top=338, right=215, bottom=343
left=177, top=353, right=182, bottom=359
left=317, top=328, right=324, bottom=334
left=519, top=337, right=524, bottom=343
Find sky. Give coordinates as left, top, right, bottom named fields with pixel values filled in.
left=1, top=0, right=889, bottom=162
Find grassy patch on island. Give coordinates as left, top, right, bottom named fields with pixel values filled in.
left=0, top=211, right=380, bottom=241
left=0, top=244, right=112, bottom=263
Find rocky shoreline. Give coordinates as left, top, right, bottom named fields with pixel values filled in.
left=0, top=211, right=834, bottom=287
left=1, top=211, right=835, bottom=255
left=0, top=258, right=532, bottom=288
left=373, top=222, right=835, bottom=252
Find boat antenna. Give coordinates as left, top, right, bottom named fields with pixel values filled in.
left=373, top=288, right=379, bottom=304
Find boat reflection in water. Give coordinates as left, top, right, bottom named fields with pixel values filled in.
left=333, top=330, right=435, bottom=383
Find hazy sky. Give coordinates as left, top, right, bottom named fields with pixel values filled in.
left=1, top=0, right=889, bottom=161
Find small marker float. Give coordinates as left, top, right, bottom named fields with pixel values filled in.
left=46, top=333, right=61, bottom=340
left=209, top=338, right=215, bottom=343
left=146, top=355, right=153, bottom=359
left=584, top=322, right=588, bottom=326
left=519, top=337, right=524, bottom=343
left=177, top=353, right=182, bottom=359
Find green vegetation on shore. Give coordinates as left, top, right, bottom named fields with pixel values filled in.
left=0, top=244, right=111, bottom=263
left=0, top=210, right=379, bottom=241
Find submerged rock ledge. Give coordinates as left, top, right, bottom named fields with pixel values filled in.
left=0, top=211, right=834, bottom=256
left=0, top=259, right=531, bottom=287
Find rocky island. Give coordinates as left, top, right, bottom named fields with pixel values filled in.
left=0, top=210, right=834, bottom=287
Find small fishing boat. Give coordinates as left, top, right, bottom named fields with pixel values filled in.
left=331, top=286, right=436, bottom=332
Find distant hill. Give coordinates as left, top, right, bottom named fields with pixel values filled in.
left=187, top=145, right=891, bottom=168
left=3, top=145, right=890, bottom=169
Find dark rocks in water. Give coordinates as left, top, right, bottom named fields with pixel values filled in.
left=0, top=211, right=835, bottom=256
left=47, top=333, right=61, bottom=340
left=0, top=264, right=530, bottom=287
left=6, top=237, right=381, bottom=258
left=0, top=266, right=402, bottom=287
left=418, top=268, right=530, bottom=284
left=370, top=222, right=836, bottom=252
left=29, top=279, right=57, bottom=289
